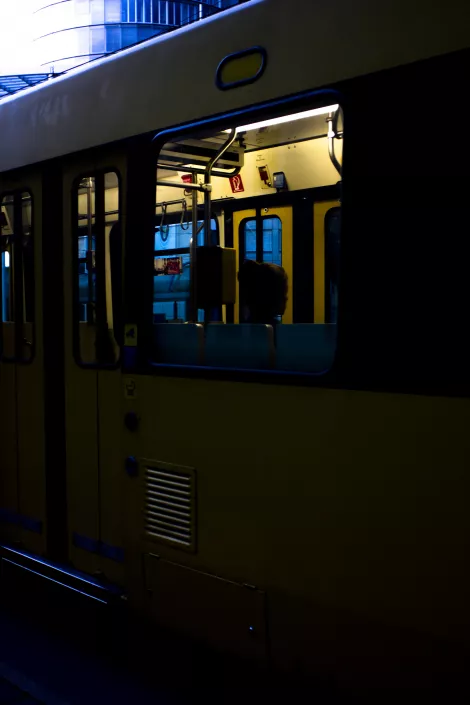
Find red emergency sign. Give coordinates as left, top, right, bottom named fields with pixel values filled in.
left=229, top=174, right=245, bottom=193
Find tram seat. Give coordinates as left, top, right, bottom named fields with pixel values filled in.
left=275, top=324, right=337, bottom=373
left=153, top=323, right=204, bottom=365
left=204, top=324, right=275, bottom=369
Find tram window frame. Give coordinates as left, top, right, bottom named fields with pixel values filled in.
left=0, top=188, right=35, bottom=364
left=150, top=89, right=343, bottom=384
left=71, top=169, right=122, bottom=369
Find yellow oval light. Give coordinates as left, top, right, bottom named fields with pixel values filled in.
left=216, top=48, right=267, bottom=90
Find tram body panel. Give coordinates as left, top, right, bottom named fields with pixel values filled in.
left=97, top=369, right=126, bottom=584
left=125, top=375, right=470, bottom=670
left=0, top=362, right=18, bottom=530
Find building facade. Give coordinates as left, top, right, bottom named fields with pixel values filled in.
left=34, top=0, right=241, bottom=73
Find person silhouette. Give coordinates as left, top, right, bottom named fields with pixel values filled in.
left=238, top=259, right=288, bottom=325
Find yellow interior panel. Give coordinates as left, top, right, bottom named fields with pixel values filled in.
left=232, top=209, right=256, bottom=323
left=314, top=199, right=340, bottom=323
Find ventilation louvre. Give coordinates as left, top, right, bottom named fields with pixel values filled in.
left=144, top=463, right=196, bottom=551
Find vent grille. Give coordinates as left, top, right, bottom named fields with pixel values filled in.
left=145, top=464, right=195, bottom=551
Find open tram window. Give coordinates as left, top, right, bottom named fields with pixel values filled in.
left=0, top=191, right=34, bottom=361
left=73, top=171, right=120, bottom=366
left=152, top=99, right=343, bottom=373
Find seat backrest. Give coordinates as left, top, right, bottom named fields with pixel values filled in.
left=205, top=324, right=274, bottom=370
left=153, top=323, right=204, bottom=365
left=275, top=323, right=337, bottom=373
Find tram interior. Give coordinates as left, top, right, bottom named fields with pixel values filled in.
left=151, top=103, right=343, bottom=373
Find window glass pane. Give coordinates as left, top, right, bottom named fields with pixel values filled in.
left=262, top=217, right=282, bottom=266
left=105, top=0, right=121, bottom=22
left=153, top=102, right=342, bottom=373
left=75, top=172, right=120, bottom=365
left=21, top=192, right=34, bottom=361
left=106, top=25, right=122, bottom=52
left=158, top=1, right=167, bottom=23
left=243, top=220, right=256, bottom=260
left=143, top=0, right=151, bottom=22
left=121, top=0, right=128, bottom=22
left=1, top=196, right=13, bottom=329
left=90, top=0, right=104, bottom=23
left=0, top=191, right=34, bottom=361
left=75, top=0, right=90, bottom=15
left=122, top=25, right=138, bottom=45
left=90, top=26, right=106, bottom=54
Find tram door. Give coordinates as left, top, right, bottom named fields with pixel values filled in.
left=63, top=162, right=125, bottom=583
left=233, top=206, right=293, bottom=323
left=0, top=177, right=46, bottom=554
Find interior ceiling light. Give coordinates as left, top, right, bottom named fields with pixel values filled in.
left=225, top=104, right=339, bottom=134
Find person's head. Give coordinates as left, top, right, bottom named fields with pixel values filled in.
left=238, top=259, right=288, bottom=325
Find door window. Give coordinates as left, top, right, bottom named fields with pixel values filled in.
left=0, top=191, right=34, bottom=361
left=241, top=216, right=282, bottom=265
left=73, top=171, right=120, bottom=365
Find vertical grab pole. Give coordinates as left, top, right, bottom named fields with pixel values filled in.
left=86, top=177, right=94, bottom=324
left=203, top=128, right=237, bottom=247
left=189, top=173, right=198, bottom=322
left=202, top=128, right=237, bottom=322
left=326, top=110, right=342, bottom=177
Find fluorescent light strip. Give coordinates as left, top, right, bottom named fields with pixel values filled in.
left=225, top=104, right=339, bottom=134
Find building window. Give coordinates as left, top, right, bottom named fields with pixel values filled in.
left=118, top=1, right=233, bottom=28
left=90, top=26, right=106, bottom=54
left=105, top=0, right=122, bottom=22
left=106, top=25, right=122, bottom=52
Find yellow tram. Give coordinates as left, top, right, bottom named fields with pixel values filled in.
left=2, top=0, right=470, bottom=692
